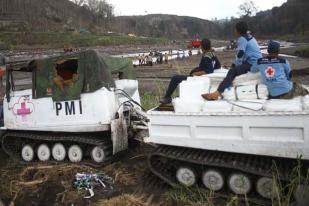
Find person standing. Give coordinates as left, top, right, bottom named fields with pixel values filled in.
left=137, top=54, right=142, bottom=66
left=164, top=53, right=169, bottom=64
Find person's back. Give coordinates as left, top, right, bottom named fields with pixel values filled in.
left=254, top=57, right=292, bottom=97
left=251, top=41, right=292, bottom=98
left=236, top=33, right=262, bottom=66
left=203, top=51, right=221, bottom=72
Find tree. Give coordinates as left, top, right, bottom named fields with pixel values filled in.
left=71, top=0, right=114, bottom=29
left=72, top=0, right=86, bottom=6
left=238, top=0, right=258, bottom=18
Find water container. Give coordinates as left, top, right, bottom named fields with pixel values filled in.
left=263, top=97, right=302, bottom=112
left=303, top=95, right=309, bottom=110
left=236, top=84, right=269, bottom=100
left=202, top=101, right=232, bottom=112
left=173, top=98, right=203, bottom=113
left=179, top=80, right=209, bottom=101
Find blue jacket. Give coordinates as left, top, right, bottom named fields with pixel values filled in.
left=236, top=34, right=262, bottom=66
left=251, top=57, right=293, bottom=97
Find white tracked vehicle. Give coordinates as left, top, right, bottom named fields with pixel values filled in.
left=0, top=50, right=147, bottom=165
left=145, top=70, right=309, bottom=203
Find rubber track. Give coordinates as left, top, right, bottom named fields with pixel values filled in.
left=148, top=145, right=302, bottom=205
left=2, top=131, right=114, bottom=167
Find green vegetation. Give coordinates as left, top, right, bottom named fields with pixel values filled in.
left=140, top=79, right=179, bottom=111
left=271, top=159, right=309, bottom=206
left=141, top=92, right=160, bottom=111
left=162, top=159, right=309, bottom=206
left=295, top=47, right=309, bottom=58
left=165, top=186, right=216, bottom=206
left=0, top=32, right=168, bottom=49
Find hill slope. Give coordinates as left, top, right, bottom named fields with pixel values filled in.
left=249, top=0, right=309, bottom=37
left=0, top=0, right=95, bottom=32
left=113, top=14, right=219, bottom=39
left=0, top=0, right=308, bottom=41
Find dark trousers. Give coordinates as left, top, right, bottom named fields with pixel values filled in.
left=217, top=63, right=251, bottom=93
left=164, top=75, right=187, bottom=98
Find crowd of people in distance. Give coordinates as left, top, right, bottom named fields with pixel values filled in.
left=136, top=49, right=194, bottom=67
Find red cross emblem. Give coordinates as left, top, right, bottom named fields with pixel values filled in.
left=13, top=96, right=34, bottom=121
left=17, top=102, right=31, bottom=116
left=265, top=66, right=275, bottom=78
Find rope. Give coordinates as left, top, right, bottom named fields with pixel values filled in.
left=226, top=100, right=264, bottom=112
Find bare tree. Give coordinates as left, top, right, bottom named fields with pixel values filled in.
left=72, top=0, right=86, bottom=6
left=238, top=0, right=258, bottom=17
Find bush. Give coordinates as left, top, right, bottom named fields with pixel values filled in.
left=0, top=41, right=10, bottom=50
left=295, top=47, right=309, bottom=58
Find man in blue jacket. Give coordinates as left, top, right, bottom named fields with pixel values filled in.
left=203, top=21, right=262, bottom=100
left=160, top=38, right=221, bottom=104
left=251, top=41, right=308, bottom=99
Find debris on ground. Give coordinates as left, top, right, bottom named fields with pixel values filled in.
left=73, top=172, right=114, bottom=199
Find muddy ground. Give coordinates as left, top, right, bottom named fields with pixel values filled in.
left=0, top=43, right=309, bottom=206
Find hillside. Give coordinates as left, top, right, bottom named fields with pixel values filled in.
left=251, top=0, right=309, bottom=40
left=0, top=0, right=220, bottom=39
left=217, top=0, right=309, bottom=40
left=0, top=0, right=308, bottom=42
left=0, top=0, right=96, bottom=32
left=113, top=14, right=219, bottom=39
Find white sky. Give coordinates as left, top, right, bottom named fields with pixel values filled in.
left=108, top=0, right=287, bottom=20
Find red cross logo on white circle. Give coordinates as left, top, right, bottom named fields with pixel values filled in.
left=265, top=66, right=275, bottom=78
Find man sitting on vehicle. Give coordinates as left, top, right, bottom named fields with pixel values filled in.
left=160, top=38, right=221, bottom=104
left=251, top=41, right=308, bottom=99
left=202, top=21, right=262, bottom=100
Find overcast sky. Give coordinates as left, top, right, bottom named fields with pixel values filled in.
left=108, top=0, right=287, bottom=20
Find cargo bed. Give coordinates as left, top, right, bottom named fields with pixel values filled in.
left=145, top=109, right=309, bottom=160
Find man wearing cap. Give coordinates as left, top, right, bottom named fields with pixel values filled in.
left=251, top=41, right=308, bottom=99
left=203, top=21, right=262, bottom=100
left=160, top=38, right=221, bottom=104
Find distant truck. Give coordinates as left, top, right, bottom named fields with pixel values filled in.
left=187, top=40, right=201, bottom=49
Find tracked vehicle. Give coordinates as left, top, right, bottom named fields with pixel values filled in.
left=145, top=70, right=309, bottom=203
left=1, top=50, right=147, bottom=165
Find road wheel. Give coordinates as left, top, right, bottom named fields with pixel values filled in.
left=176, top=166, right=196, bottom=187
left=21, top=144, right=34, bottom=162
left=91, top=146, right=105, bottom=163
left=37, top=144, right=51, bottom=162
left=228, top=173, right=251, bottom=195
left=256, top=177, right=273, bottom=199
left=202, top=169, right=224, bottom=191
left=52, top=143, right=66, bottom=161
left=68, top=145, right=83, bottom=163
